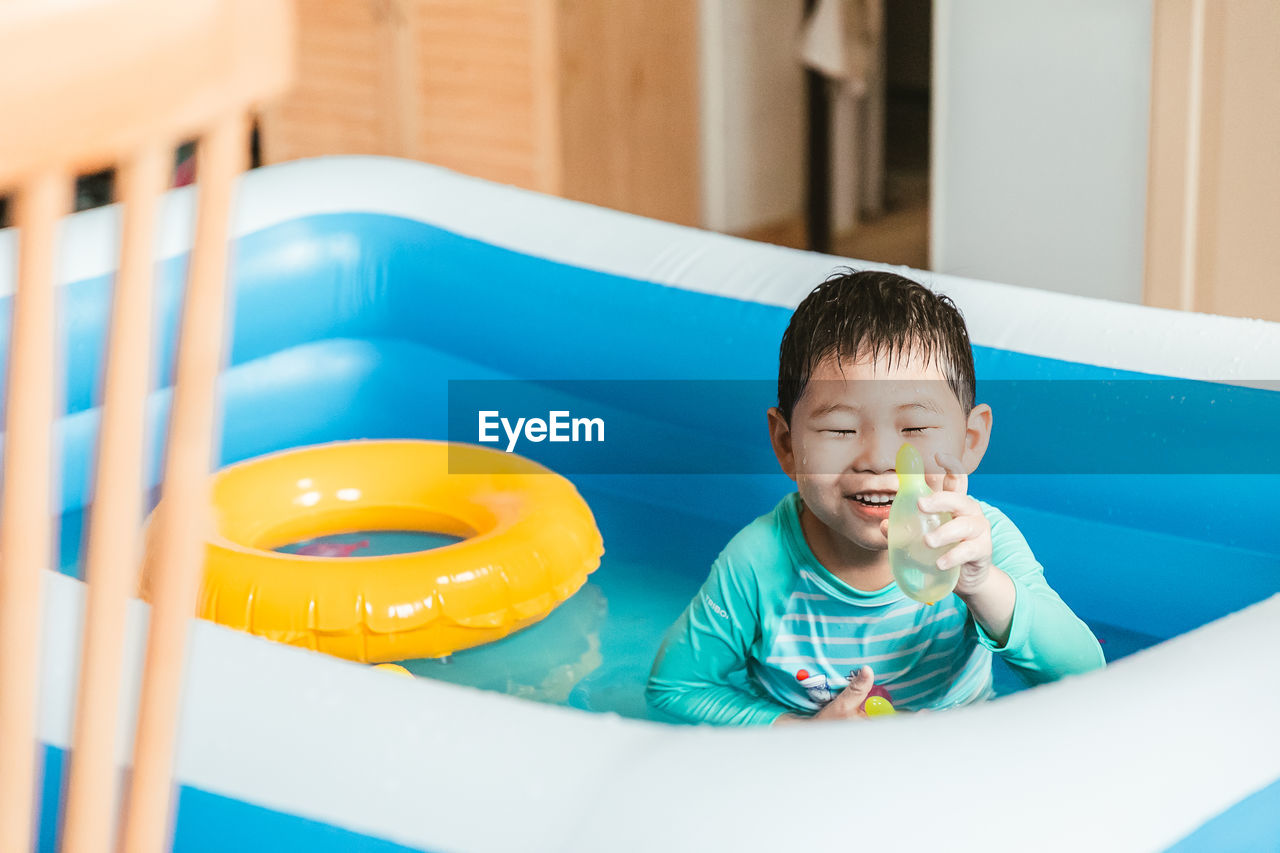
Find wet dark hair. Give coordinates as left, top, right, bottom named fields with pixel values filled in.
left=777, top=269, right=976, bottom=421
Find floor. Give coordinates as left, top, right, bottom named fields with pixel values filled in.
left=834, top=82, right=931, bottom=270
left=834, top=167, right=929, bottom=270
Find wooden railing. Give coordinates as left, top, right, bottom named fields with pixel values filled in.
left=0, top=2, right=292, bottom=850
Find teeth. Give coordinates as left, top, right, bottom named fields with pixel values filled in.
left=853, top=492, right=893, bottom=505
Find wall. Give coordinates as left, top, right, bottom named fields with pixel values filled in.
left=556, top=0, right=702, bottom=226
left=260, top=0, right=546, bottom=188
left=259, top=0, right=700, bottom=226
left=699, top=0, right=807, bottom=235
left=931, top=0, right=1152, bottom=303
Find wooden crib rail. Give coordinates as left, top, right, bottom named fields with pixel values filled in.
left=0, top=2, right=292, bottom=851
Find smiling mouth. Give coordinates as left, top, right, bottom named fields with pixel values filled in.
left=847, top=492, right=895, bottom=507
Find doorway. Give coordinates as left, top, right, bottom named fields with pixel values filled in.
left=832, top=0, right=931, bottom=269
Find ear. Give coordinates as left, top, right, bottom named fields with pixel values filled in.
left=961, top=403, right=992, bottom=473
left=767, top=407, right=798, bottom=481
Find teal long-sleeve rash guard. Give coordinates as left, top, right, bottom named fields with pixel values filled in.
left=646, top=493, right=1105, bottom=726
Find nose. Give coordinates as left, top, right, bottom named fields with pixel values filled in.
left=851, top=427, right=897, bottom=474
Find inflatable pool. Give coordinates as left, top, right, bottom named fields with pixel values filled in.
left=5, top=157, right=1279, bottom=851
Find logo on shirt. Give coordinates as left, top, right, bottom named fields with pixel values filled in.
left=704, top=594, right=729, bottom=620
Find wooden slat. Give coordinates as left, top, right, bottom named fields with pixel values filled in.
left=61, top=141, right=169, bottom=853
left=0, top=170, right=70, bottom=853
left=1144, top=0, right=1193, bottom=311
left=120, top=113, right=247, bottom=853
left=528, top=0, right=563, bottom=194
left=1177, top=0, right=1207, bottom=311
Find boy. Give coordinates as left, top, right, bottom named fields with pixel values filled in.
left=646, top=270, right=1104, bottom=725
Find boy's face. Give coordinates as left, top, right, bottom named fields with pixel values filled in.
left=768, top=350, right=992, bottom=555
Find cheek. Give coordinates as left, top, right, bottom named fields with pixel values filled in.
left=795, top=474, right=842, bottom=514
left=793, top=434, right=850, bottom=477
left=916, top=431, right=966, bottom=483
left=918, top=429, right=964, bottom=458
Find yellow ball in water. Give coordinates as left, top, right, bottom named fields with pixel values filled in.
left=863, top=696, right=896, bottom=717
left=374, top=663, right=414, bottom=679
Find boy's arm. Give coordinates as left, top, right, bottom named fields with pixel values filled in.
left=974, top=507, right=1106, bottom=683
left=646, top=557, right=793, bottom=726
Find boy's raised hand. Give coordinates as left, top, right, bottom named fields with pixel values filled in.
left=919, top=451, right=995, bottom=595
left=878, top=451, right=995, bottom=595
left=879, top=451, right=1017, bottom=644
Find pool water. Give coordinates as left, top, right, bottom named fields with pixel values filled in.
left=384, top=486, right=1162, bottom=721
left=275, top=530, right=463, bottom=557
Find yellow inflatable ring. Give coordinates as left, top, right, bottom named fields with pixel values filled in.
left=140, top=440, right=603, bottom=663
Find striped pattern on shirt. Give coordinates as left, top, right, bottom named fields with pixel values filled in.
left=751, top=569, right=994, bottom=712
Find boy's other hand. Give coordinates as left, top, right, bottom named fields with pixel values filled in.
left=812, top=666, right=876, bottom=721
left=773, top=666, right=877, bottom=724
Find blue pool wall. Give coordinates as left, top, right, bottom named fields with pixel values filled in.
left=1, top=212, right=1274, bottom=643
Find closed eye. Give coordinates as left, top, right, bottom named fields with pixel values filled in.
left=824, top=429, right=857, bottom=436
left=902, top=427, right=933, bottom=433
